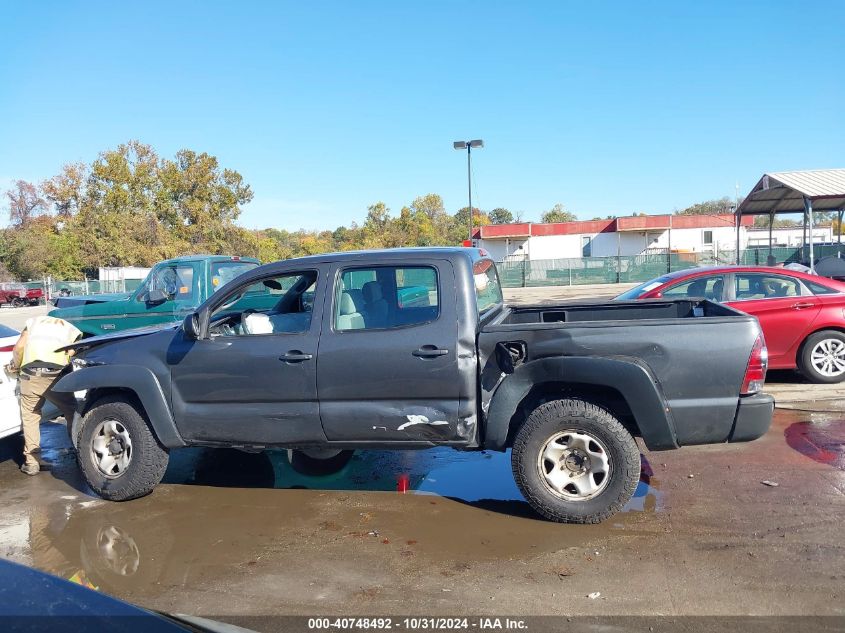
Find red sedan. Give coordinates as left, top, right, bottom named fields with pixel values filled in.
left=615, top=266, right=845, bottom=383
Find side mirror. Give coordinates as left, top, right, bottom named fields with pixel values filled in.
left=147, top=288, right=168, bottom=305
left=183, top=313, right=201, bottom=340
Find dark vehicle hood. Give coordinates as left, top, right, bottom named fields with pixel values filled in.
left=0, top=558, right=256, bottom=631
left=60, top=322, right=180, bottom=352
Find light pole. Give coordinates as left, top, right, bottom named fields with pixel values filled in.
left=453, top=139, right=484, bottom=243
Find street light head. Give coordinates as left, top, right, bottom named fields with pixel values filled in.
left=469, top=139, right=484, bottom=148
left=453, top=141, right=467, bottom=150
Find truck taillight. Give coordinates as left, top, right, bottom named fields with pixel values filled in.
left=741, top=334, right=768, bottom=395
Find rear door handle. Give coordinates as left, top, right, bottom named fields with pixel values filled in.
left=280, top=350, right=313, bottom=363
left=413, top=346, right=449, bottom=358
left=791, top=302, right=815, bottom=310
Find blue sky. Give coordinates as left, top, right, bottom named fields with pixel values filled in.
left=1, top=1, right=843, bottom=231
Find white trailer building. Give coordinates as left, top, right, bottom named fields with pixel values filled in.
left=475, top=214, right=832, bottom=262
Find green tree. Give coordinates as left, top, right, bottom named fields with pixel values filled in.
left=676, top=197, right=737, bottom=216
left=541, top=203, right=576, bottom=224
left=752, top=215, right=801, bottom=228
left=451, top=207, right=491, bottom=242
left=409, top=193, right=445, bottom=220
left=159, top=147, right=253, bottom=251
left=489, top=208, right=513, bottom=224
left=360, top=201, right=393, bottom=248
left=42, top=162, right=88, bottom=217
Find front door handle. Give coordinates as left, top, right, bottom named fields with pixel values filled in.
left=412, top=346, right=449, bottom=358
left=791, top=302, right=815, bottom=310
left=280, top=350, right=313, bottom=363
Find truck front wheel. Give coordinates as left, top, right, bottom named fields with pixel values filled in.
left=511, top=398, right=640, bottom=523
left=76, top=397, right=169, bottom=501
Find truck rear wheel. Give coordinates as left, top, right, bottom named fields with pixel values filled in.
left=511, top=398, right=640, bottom=523
left=76, top=397, right=169, bottom=501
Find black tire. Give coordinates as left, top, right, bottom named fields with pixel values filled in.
left=76, top=397, right=169, bottom=501
left=11, top=298, right=24, bottom=308
left=287, top=448, right=354, bottom=475
left=798, top=330, right=845, bottom=384
left=511, top=398, right=640, bottom=523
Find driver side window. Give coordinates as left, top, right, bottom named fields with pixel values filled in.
left=209, top=270, right=317, bottom=337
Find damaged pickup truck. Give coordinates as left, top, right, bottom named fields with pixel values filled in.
left=54, top=248, right=774, bottom=523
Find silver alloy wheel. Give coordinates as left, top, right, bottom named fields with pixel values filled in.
left=810, top=338, right=845, bottom=377
left=90, top=419, right=133, bottom=478
left=537, top=429, right=611, bottom=501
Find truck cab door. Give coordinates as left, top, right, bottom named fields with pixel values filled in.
left=169, top=266, right=326, bottom=446
left=317, top=260, right=474, bottom=444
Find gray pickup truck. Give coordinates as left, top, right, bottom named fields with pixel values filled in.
left=55, top=247, right=773, bottom=523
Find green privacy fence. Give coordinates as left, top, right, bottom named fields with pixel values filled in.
left=497, top=244, right=845, bottom=288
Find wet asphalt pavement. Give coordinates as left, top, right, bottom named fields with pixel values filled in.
left=0, top=409, right=843, bottom=617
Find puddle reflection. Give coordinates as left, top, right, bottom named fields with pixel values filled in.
left=784, top=418, right=845, bottom=470
left=163, top=446, right=663, bottom=513
left=7, top=445, right=663, bottom=601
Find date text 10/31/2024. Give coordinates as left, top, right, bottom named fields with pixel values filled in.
left=307, top=618, right=528, bottom=630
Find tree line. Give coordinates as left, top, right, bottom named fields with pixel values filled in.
left=0, top=141, right=570, bottom=281
left=2, top=140, right=787, bottom=282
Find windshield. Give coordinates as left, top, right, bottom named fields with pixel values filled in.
left=614, top=275, right=672, bottom=300
left=134, top=264, right=196, bottom=303
left=211, top=260, right=259, bottom=293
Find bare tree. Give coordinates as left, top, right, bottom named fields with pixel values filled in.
left=5, top=180, right=48, bottom=226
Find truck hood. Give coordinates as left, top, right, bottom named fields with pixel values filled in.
left=51, top=292, right=132, bottom=310
left=59, top=322, right=180, bottom=352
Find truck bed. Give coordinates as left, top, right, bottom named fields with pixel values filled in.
left=495, top=298, right=740, bottom=325
left=479, top=298, right=764, bottom=448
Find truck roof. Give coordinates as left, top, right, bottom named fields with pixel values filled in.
left=258, top=247, right=490, bottom=268
left=156, top=254, right=260, bottom=265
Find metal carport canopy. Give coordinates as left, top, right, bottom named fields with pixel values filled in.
left=735, top=168, right=845, bottom=270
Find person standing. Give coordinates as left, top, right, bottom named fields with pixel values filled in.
left=7, top=315, right=82, bottom=475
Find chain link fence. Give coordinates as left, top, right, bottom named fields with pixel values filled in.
left=496, top=244, right=845, bottom=288
left=19, top=278, right=144, bottom=301
left=11, top=243, right=845, bottom=296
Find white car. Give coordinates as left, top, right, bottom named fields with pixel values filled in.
left=0, top=324, right=22, bottom=440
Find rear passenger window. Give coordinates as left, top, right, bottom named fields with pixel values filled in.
left=335, top=266, right=439, bottom=331
left=735, top=274, right=801, bottom=300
